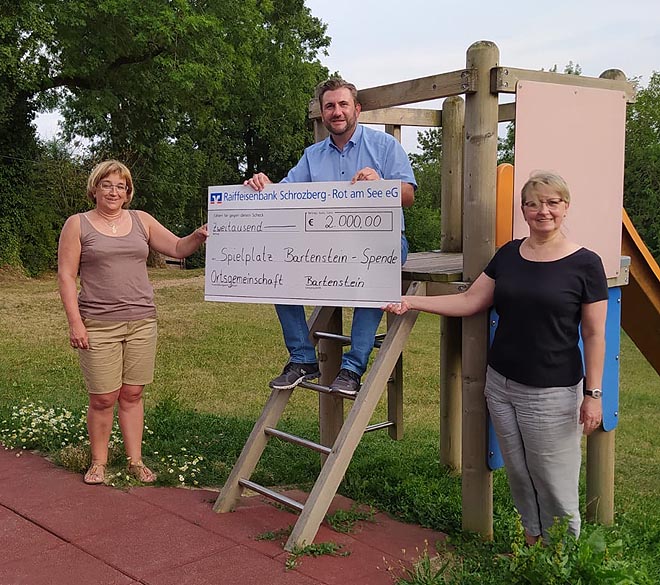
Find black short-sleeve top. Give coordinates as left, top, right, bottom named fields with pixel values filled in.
left=484, top=239, right=608, bottom=387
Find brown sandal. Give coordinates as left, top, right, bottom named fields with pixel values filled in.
left=84, top=462, right=106, bottom=485
left=127, top=459, right=157, bottom=483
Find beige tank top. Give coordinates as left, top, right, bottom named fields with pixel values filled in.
left=78, top=210, right=156, bottom=321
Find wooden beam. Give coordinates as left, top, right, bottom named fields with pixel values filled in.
left=308, top=70, right=476, bottom=119
left=311, top=102, right=513, bottom=127
left=498, top=101, right=516, bottom=122
left=492, top=67, right=636, bottom=102
left=360, top=70, right=476, bottom=109
left=426, top=281, right=470, bottom=295
left=358, top=107, right=442, bottom=127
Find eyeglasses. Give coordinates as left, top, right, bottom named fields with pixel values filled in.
left=522, top=198, right=564, bottom=211
left=99, top=182, right=128, bottom=193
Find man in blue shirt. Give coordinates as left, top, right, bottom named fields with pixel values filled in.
left=245, top=77, right=416, bottom=394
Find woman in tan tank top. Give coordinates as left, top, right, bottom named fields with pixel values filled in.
left=57, top=160, right=208, bottom=485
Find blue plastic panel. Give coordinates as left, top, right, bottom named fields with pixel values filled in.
left=486, top=287, right=621, bottom=470
left=580, top=287, right=621, bottom=432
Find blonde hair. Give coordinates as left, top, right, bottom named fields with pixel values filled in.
left=86, top=160, right=134, bottom=207
left=521, top=171, right=570, bottom=205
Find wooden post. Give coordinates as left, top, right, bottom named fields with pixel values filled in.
left=312, top=109, right=341, bottom=455
left=461, top=41, right=499, bottom=539
left=440, top=96, right=465, bottom=470
left=440, top=97, right=465, bottom=255
left=586, top=428, right=615, bottom=524
left=584, top=68, right=627, bottom=525
left=313, top=116, right=329, bottom=143
left=385, top=122, right=404, bottom=440
left=319, top=307, right=344, bottom=455
left=386, top=312, right=404, bottom=439
left=385, top=124, right=402, bottom=143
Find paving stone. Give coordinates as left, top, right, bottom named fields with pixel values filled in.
left=0, top=464, right=93, bottom=512
left=76, top=508, right=236, bottom=581
left=26, top=486, right=162, bottom=541
left=142, top=545, right=318, bottom=585
left=0, top=452, right=450, bottom=585
left=0, top=505, right=64, bottom=565
left=277, top=534, right=400, bottom=585
left=0, top=447, right=56, bottom=478
left=350, top=511, right=447, bottom=562
left=0, top=543, right=135, bottom=585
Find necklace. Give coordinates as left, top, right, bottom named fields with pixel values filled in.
left=523, top=236, right=572, bottom=262
left=95, top=209, right=124, bottom=234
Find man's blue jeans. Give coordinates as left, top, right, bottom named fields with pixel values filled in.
left=275, top=235, right=409, bottom=377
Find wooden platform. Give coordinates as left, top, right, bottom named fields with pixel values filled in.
left=402, top=251, right=463, bottom=282
left=402, top=251, right=464, bottom=295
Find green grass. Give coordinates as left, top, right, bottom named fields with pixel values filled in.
left=1, top=268, right=659, bottom=581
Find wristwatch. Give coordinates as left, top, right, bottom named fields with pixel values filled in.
left=584, top=388, right=602, bottom=398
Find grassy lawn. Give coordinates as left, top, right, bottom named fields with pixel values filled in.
left=1, top=268, right=659, bottom=582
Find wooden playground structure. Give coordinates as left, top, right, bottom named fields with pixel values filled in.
left=214, top=41, right=657, bottom=551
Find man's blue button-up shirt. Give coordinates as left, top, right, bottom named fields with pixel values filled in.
left=281, top=124, right=417, bottom=231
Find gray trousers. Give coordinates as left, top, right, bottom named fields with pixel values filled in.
left=485, top=366, right=584, bottom=540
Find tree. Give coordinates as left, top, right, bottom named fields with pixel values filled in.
left=0, top=0, right=330, bottom=273
left=0, top=1, right=51, bottom=273
left=37, top=140, right=89, bottom=220
left=406, top=128, right=442, bottom=252
left=624, top=72, right=660, bottom=261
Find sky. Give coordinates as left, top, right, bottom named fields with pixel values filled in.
left=303, top=0, right=659, bottom=150
left=36, top=0, right=659, bottom=152
left=305, top=0, right=658, bottom=88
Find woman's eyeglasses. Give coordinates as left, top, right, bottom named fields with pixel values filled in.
left=99, top=182, right=128, bottom=193
left=523, top=198, right=564, bottom=211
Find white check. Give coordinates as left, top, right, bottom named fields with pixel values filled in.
left=204, top=180, right=402, bottom=308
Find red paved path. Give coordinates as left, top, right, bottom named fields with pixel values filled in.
left=0, top=447, right=446, bottom=584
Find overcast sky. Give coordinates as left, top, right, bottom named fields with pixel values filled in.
left=302, top=0, right=659, bottom=151
left=306, top=0, right=658, bottom=88
left=37, top=0, right=659, bottom=152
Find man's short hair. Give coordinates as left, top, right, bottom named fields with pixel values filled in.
left=316, top=77, right=359, bottom=106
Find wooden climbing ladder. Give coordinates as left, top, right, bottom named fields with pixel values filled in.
left=213, top=281, right=425, bottom=551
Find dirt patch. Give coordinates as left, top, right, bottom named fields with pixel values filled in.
left=0, top=265, right=30, bottom=282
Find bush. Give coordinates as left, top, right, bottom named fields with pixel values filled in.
left=504, top=518, right=653, bottom=585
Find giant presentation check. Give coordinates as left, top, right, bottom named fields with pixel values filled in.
left=204, top=180, right=402, bottom=308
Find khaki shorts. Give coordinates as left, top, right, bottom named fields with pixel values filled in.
left=79, top=318, right=157, bottom=394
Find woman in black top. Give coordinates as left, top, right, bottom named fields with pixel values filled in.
left=384, top=171, right=607, bottom=544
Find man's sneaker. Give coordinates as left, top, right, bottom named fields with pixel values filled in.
left=269, top=362, right=320, bottom=390
left=329, top=368, right=361, bottom=394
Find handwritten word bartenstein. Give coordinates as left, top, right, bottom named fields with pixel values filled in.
left=204, top=180, right=402, bottom=308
